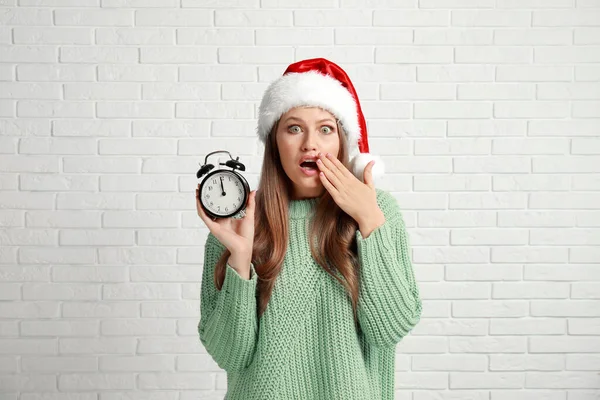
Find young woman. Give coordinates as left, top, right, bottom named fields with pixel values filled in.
left=195, top=58, right=422, bottom=400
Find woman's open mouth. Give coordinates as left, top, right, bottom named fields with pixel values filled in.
left=299, top=160, right=319, bottom=176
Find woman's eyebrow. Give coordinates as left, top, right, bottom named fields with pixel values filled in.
left=283, top=116, right=336, bottom=124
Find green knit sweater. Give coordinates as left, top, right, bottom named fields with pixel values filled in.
left=198, top=188, right=422, bottom=399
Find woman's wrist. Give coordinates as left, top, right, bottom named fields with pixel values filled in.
left=227, top=253, right=252, bottom=279
left=357, top=210, right=386, bottom=239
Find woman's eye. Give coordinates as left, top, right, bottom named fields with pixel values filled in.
left=287, top=124, right=334, bottom=134
left=288, top=125, right=301, bottom=133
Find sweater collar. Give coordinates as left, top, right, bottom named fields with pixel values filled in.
left=289, top=197, right=319, bottom=219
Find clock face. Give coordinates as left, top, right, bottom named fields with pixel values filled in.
left=200, top=170, right=246, bottom=217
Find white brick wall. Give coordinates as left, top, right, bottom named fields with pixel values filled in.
left=0, top=1, right=599, bottom=399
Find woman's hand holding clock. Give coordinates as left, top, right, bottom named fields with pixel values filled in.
left=196, top=185, right=257, bottom=272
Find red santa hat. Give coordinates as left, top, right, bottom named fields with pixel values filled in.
left=257, top=58, right=384, bottom=182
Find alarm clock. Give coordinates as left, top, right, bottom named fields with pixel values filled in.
left=196, top=150, right=250, bottom=220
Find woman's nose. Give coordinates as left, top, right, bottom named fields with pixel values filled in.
left=301, top=131, right=318, bottom=150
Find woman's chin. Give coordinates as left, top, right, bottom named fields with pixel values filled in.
left=297, top=175, right=321, bottom=186
left=291, top=176, right=323, bottom=195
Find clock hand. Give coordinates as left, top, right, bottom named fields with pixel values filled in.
left=220, top=176, right=226, bottom=196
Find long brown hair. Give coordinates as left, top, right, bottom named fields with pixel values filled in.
left=213, top=115, right=361, bottom=327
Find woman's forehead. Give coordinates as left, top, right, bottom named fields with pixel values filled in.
left=282, top=106, right=336, bottom=120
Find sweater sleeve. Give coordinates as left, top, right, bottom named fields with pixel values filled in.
left=355, top=188, right=422, bottom=348
left=198, top=232, right=259, bottom=372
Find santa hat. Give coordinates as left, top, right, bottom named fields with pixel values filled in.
left=257, top=58, right=384, bottom=182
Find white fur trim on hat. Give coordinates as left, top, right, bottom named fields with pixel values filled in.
left=350, top=153, right=385, bottom=183
left=257, top=70, right=360, bottom=155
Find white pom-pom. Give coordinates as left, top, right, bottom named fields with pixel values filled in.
left=350, top=153, right=384, bottom=183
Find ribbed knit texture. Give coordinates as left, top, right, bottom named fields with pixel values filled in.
left=198, top=188, right=422, bottom=400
